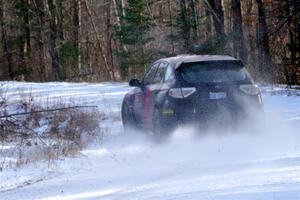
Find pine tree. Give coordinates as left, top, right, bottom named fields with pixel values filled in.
left=170, top=0, right=198, bottom=52
left=114, top=0, right=153, bottom=78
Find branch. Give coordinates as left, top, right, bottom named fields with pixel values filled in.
left=0, top=106, right=98, bottom=119
left=203, top=0, right=222, bottom=24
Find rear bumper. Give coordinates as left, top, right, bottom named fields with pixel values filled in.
left=160, top=95, right=263, bottom=128
left=161, top=110, right=246, bottom=127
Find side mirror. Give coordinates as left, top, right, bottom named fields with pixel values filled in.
left=129, top=79, right=141, bottom=87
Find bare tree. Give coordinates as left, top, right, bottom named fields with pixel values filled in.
left=256, top=0, right=275, bottom=82
left=47, top=0, right=64, bottom=80
left=83, top=0, right=115, bottom=81
left=206, top=0, right=226, bottom=40
left=0, top=0, right=14, bottom=79
left=230, top=0, right=246, bottom=62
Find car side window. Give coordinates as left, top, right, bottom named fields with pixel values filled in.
left=143, top=63, right=159, bottom=85
left=164, top=63, right=175, bottom=82
left=153, top=62, right=167, bottom=84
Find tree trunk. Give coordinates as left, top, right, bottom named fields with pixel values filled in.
left=47, top=0, right=64, bottom=81
left=256, top=0, right=275, bottom=82
left=112, top=0, right=129, bottom=79
left=231, top=0, right=246, bottom=62
left=178, top=0, right=190, bottom=49
left=0, top=0, right=14, bottom=79
left=204, top=6, right=213, bottom=40
left=33, top=0, right=46, bottom=81
left=106, top=0, right=115, bottom=78
left=56, top=0, right=64, bottom=41
left=20, top=0, right=31, bottom=80
left=188, top=0, right=197, bottom=42
left=167, top=0, right=175, bottom=54
left=73, top=0, right=82, bottom=78
left=284, top=0, right=298, bottom=85
left=206, top=0, right=225, bottom=40
left=83, top=0, right=115, bottom=81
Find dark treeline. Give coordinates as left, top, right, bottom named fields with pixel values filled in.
left=0, top=0, right=299, bottom=84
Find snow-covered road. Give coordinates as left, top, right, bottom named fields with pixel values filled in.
left=0, top=82, right=300, bottom=200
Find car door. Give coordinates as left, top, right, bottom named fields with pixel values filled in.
left=143, top=62, right=168, bottom=126
left=133, top=63, right=159, bottom=125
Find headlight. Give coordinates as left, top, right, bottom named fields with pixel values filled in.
left=168, top=87, right=196, bottom=98
left=240, top=84, right=260, bottom=95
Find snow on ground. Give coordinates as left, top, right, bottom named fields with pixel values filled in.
left=0, top=82, right=300, bottom=200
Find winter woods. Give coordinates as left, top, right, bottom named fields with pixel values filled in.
left=0, top=0, right=299, bottom=84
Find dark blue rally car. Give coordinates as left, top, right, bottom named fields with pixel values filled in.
left=121, top=55, right=263, bottom=136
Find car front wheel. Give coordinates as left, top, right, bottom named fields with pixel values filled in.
left=121, top=102, right=136, bottom=132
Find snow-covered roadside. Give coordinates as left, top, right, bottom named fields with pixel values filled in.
left=0, top=82, right=130, bottom=192
left=0, top=82, right=299, bottom=200
left=0, top=82, right=129, bottom=120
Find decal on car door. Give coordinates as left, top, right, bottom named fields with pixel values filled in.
left=144, top=87, right=153, bottom=125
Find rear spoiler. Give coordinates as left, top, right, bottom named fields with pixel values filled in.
left=175, top=60, right=244, bottom=70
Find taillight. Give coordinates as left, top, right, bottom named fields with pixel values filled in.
left=240, top=84, right=260, bottom=95
left=168, top=87, right=196, bottom=98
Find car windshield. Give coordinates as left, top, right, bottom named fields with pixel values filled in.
left=179, top=61, right=248, bottom=83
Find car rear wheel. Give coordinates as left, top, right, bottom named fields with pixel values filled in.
left=153, top=108, right=168, bottom=138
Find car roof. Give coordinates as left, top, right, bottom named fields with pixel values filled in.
left=156, top=55, right=239, bottom=69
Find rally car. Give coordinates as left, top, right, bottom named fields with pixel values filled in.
left=121, top=55, right=263, bottom=136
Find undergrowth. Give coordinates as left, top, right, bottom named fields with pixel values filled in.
left=0, top=86, right=103, bottom=170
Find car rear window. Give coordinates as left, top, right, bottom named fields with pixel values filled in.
left=178, top=61, right=248, bottom=83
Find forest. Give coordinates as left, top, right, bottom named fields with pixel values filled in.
left=0, top=0, right=299, bottom=84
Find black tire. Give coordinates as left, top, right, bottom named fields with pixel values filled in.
left=121, top=102, right=135, bottom=132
